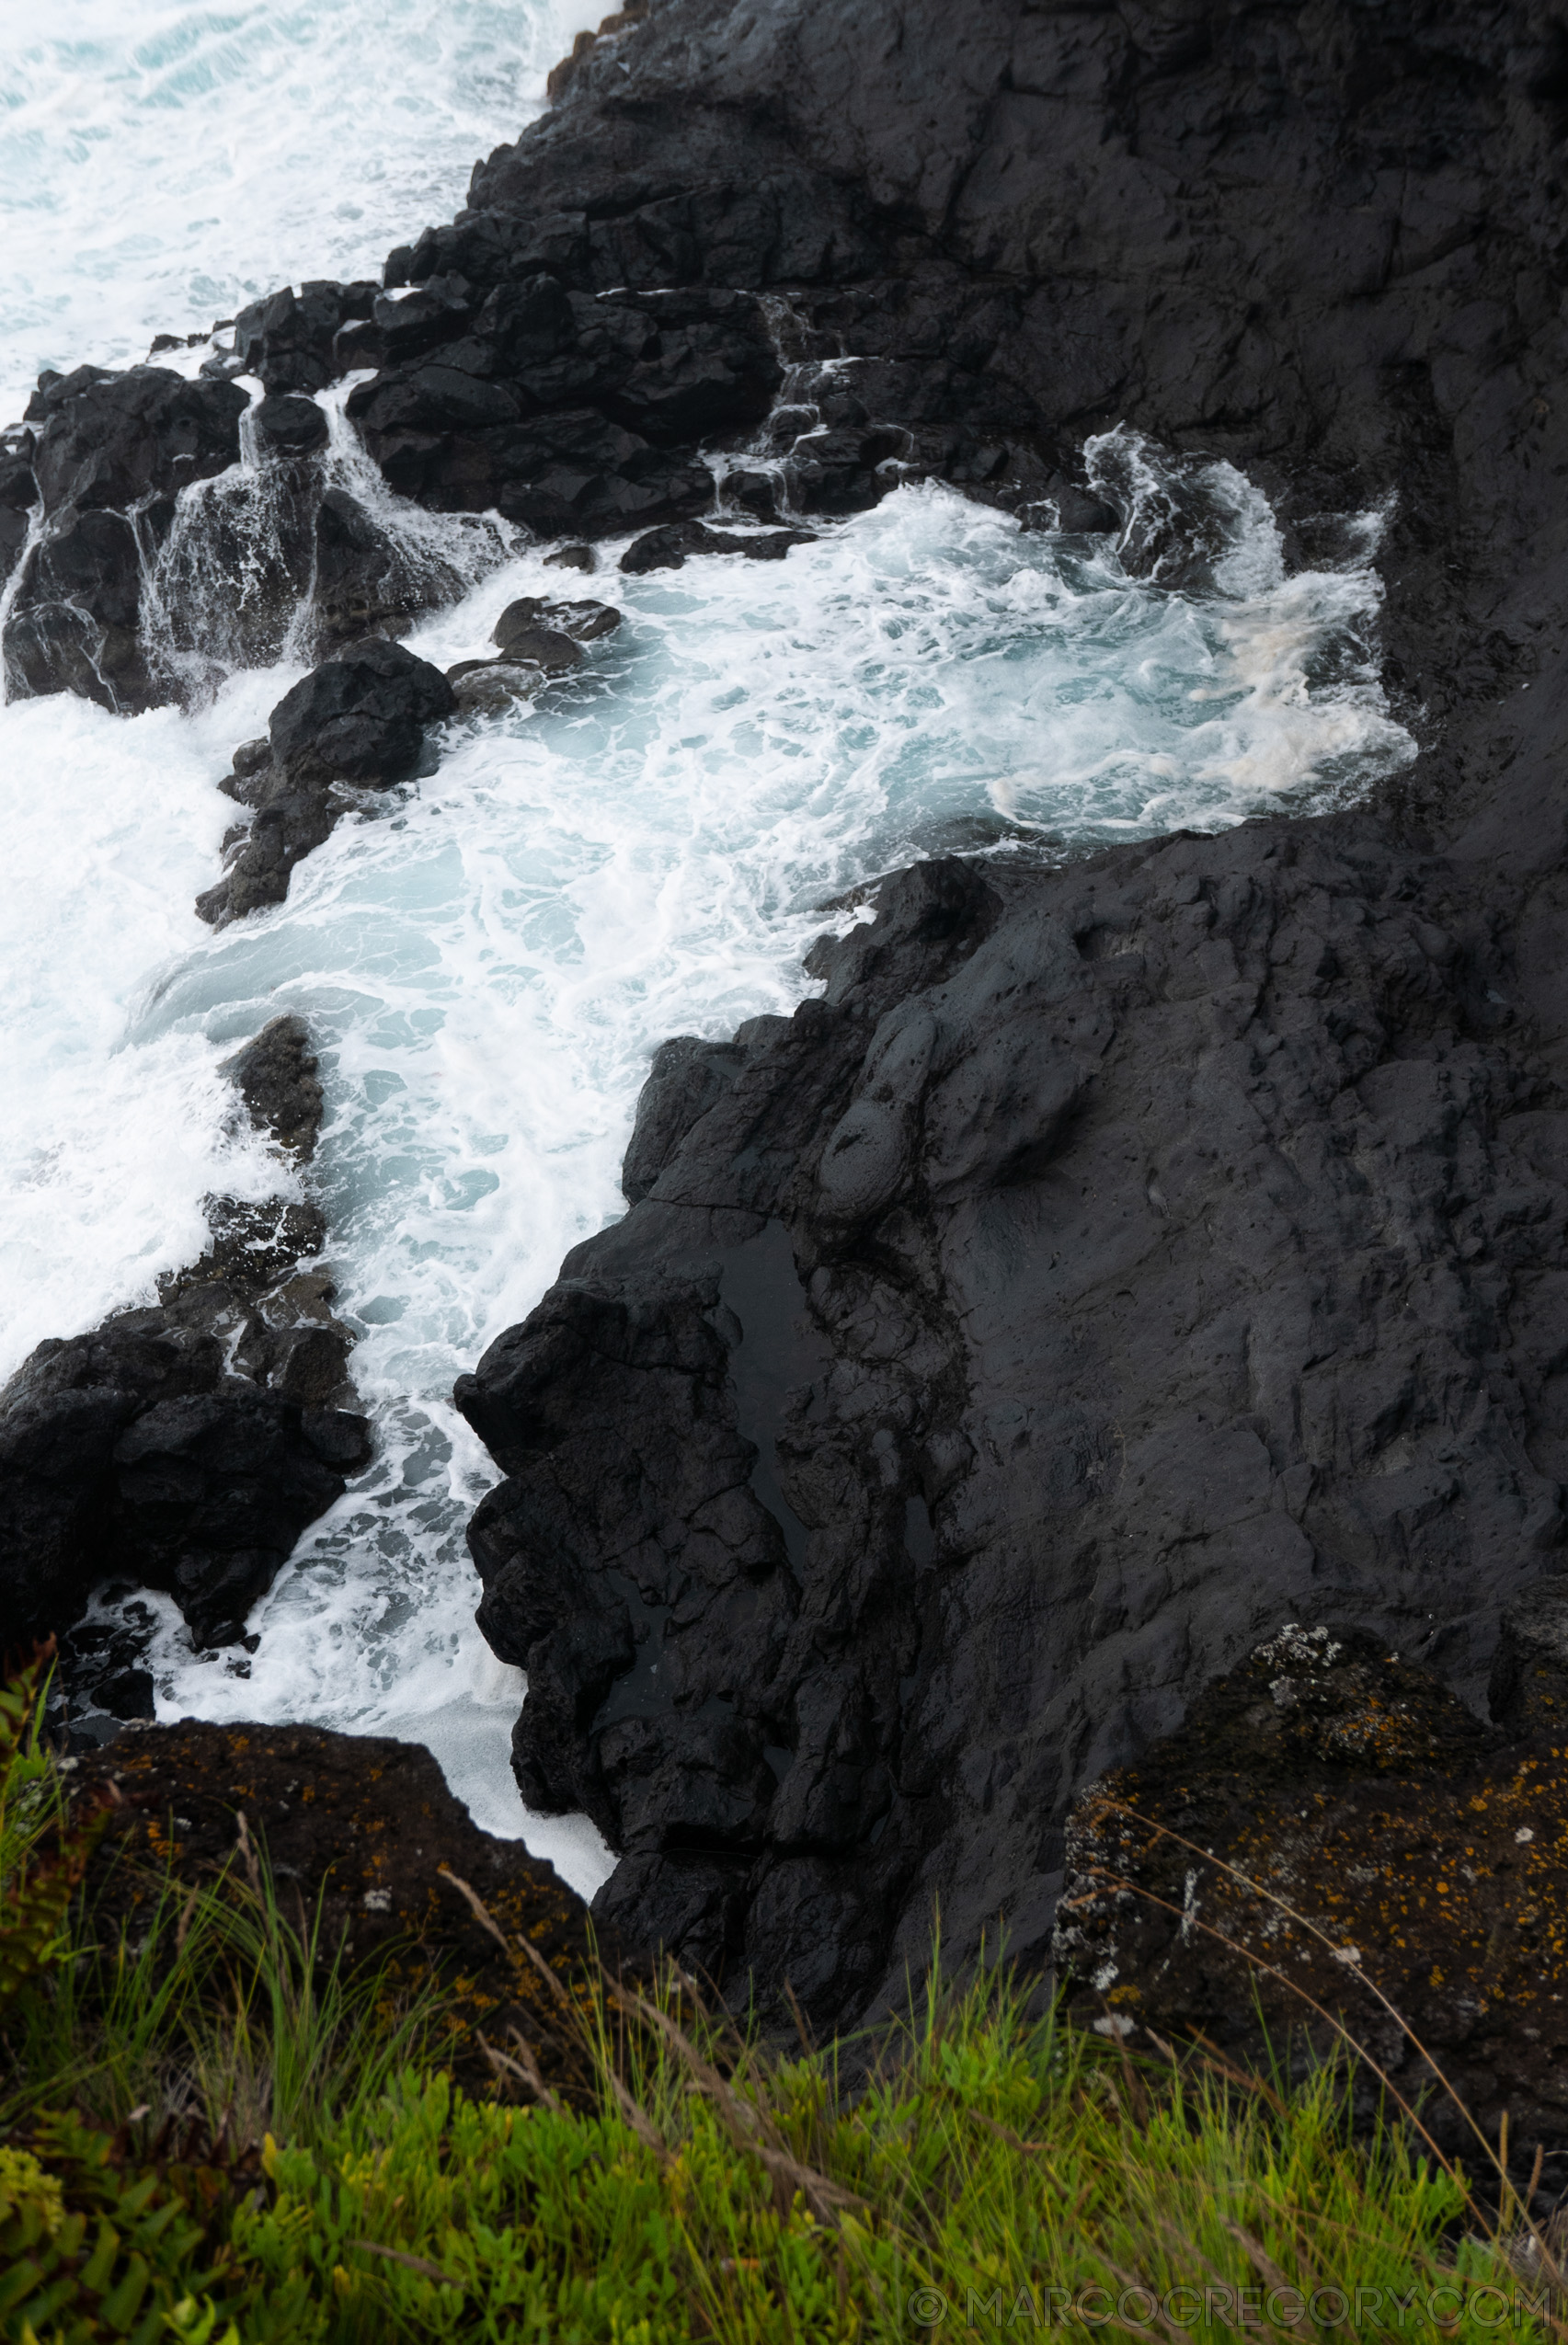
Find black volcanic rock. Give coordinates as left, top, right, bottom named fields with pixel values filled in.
left=196, top=639, right=455, bottom=927
left=423, top=0, right=1568, bottom=2036
left=0, top=446, right=36, bottom=584
left=618, top=520, right=814, bottom=573
left=491, top=594, right=621, bottom=651
left=251, top=391, right=329, bottom=456
left=3, top=367, right=247, bottom=710
left=9, top=0, right=1568, bottom=2056
left=0, top=1015, right=368, bottom=1668
left=268, top=634, right=453, bottom=781
left=18, top=0, right=1568, bottom=721
left=221, top=1013, right=325, bottom=1161
left=234, top=280, right=378, bottom=395
left=310, top=485, right=462, bottom=648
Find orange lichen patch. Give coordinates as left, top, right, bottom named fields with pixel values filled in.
left=1058, top=1628, right=1568, bottom=2150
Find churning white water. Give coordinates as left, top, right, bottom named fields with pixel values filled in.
left=0, top=6, right=1417, bottom=1897
left=0, top=0, right=580, bottom=417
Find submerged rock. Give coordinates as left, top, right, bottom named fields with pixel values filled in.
left=492, top=595, right=621, bottom=650
left=450, top=661, right=550, bottom=716
left=482, top=623, right=584, bottom=676
left=617, top=520, right=813, bottom=574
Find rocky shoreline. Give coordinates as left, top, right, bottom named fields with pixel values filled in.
left=4, top=0, right=1568, bottom=2114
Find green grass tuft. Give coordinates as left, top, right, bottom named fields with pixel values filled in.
left=2, top=1698, right=1562, bottom=2339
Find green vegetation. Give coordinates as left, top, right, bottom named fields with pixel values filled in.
left=1, top=1655, right=1562, bottom=2340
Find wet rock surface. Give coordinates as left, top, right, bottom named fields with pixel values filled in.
left=1054, top=1620, right=1568, bottom=2164
left=0, top=1015, right=368, bottom=1697
left=73, top=1719, right=605, bottom=2097
left=617, top=520, right=815, bottom=574
left=196, top=637, right=454, bottom=927
left=12, top=0, right=1568, bottom=723
left=2, top=366, right=247, bottom=709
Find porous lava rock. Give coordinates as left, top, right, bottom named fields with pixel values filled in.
left=0, top=1015, right=368, bottom=1676
left=73, top=1719, right=605, bottom=2098
left=1054, top=1619, right=1568, bottom=2164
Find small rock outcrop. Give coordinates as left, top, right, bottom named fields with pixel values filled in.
left=617, top=520, right=814, bottom=574
left=2, top=367, right=247, bottom=710
left=1054, top=1618, right=1568, bottom=2159
left=0, top=1015, right=368, bottom=1679
left=74, top=1719, right=605, bottom=2096
left=492, top=594, right=621, bottom=651
left=196, top=637, right=455, bottom=927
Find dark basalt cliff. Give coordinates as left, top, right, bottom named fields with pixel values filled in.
left=442, top=0, right=1568, bottom=2031
left=5, top=0, right=1568, bottom=2058
left=457, top=806, right=1568, bottom=2027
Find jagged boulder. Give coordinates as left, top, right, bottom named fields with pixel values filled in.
left=197, top=639, right=454, bottom=926
left=267, top=634, right=454, bottom=782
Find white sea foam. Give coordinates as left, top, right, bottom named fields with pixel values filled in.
left=0, top=0, right=580, bottom=419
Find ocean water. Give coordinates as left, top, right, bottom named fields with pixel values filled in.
left=0, top=0, right=580, bottom=418
left=0, top=4, right=1417, bottom=1899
